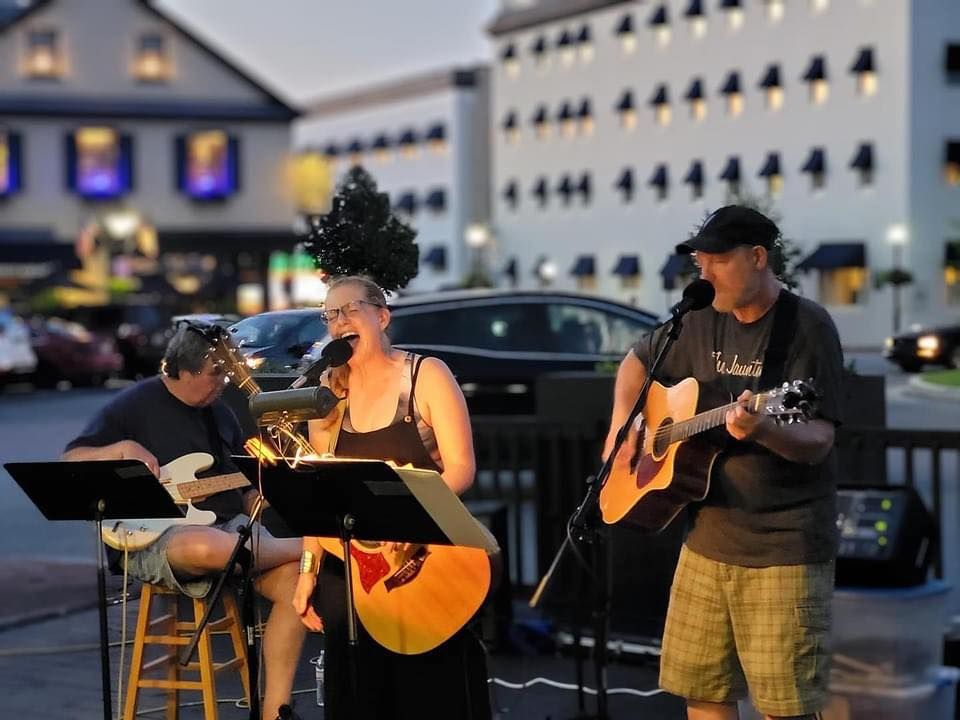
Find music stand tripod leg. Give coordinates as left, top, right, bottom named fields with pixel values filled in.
left=339, top=513, right=361, bottom=710
left=94, top=500, right=114, bottom=720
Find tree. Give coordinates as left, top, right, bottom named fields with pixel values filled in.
left=302, top=166, right=419, bottom=292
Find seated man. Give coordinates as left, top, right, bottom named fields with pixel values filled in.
left=62, top=324, right=319, bottom=720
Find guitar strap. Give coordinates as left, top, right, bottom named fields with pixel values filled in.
left=758, top=288, right=800, bottom=389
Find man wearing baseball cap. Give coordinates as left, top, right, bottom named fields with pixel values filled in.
left=603, top=205, right=844, bottom=720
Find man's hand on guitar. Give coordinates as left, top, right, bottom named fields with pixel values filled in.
left=115, top=440, right=160, bottom=477
left=725, top=390, right=773, bottom=442
left=292, top=573, right=324, bottom=632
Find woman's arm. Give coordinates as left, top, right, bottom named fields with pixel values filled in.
left=415, top=357, right=475, bottom=495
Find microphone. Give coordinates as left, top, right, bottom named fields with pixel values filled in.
left=248, top=386, right=342, bottom=426
left=289, top=337, right=353, bottom=389
left=655, top=279, right=715, bottom=328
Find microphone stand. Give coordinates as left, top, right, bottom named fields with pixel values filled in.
left=180, top=495, right=265, bottom=720
left=530, top=311, right=688, bottom=720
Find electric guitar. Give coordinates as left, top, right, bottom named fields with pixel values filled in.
left=600, top=378, right=818, bottom=532
left=205, top=326, right=502, bottom=654
left=101, top=452, right=250, bottom=551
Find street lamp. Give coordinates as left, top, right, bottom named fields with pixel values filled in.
left=463, top=223, right=492, bottom=287
left=886, top=223, right=908, bottom=333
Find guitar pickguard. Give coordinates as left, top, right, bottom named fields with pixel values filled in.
left=350, top=545, right=391, bottom=594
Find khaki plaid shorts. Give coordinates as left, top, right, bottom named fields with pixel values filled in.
left=659, top=545, right=834, bottom=717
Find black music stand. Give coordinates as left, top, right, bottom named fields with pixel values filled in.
left=3, top=459, right=183, bottom=720
left=232, top=455, right=497, bottom=711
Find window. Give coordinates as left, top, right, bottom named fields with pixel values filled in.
left=371, top=133, right=392, bottom=163
left=68, top=127, right=133, bottom=199
left=684, top=160, right=705, bottom=199
left=612, top=255, right=641, bottom=289
left=850, top=47, right=877, bottom=96
left=532, top=105, right=550, bottom=140
left=945, top=240, right=960, bottom=305
left=546, top=303, right=651, bottom=355
left=616, top=90, right=637, bottom=130
left=684, top=0, right=706, bottom=39
left=945, top=44, right=960, bottom=85
left=345, top=138, right=365, bottom=166
left=530, top=35, right=548, bottom=69
left=569, top=255, right=596, bottom=290
left=686, top=78, right=707, bottom=121
left=819, top=267, right=865, bottom=305
left=803, top=55, right=829, bottom=104
left=719, top=156, right=741, bottom=194
left=502, top=180, right=519, bottom=210
left=577, top=25, right=593, bottom=63
left=720, top=71, right=743, bottom=116
left=801, top=147, right=827, bottom=190
left=557, top=101, right=576, bottom=138
left=397, top=128, right=418, bottom=159
left=578, top=98, right=594, bottom=136
left=849, top=142, right=874, bottom=186
left=615, top=13, right=636, bottom=54
left=759, top=63, right=783, bottom=110
left=650, top=84, right=671, bottom=126
left=132, top=32, right=171, bottom=82
left=765, top=0, right=786, bottom=22
left=557, top=29, right=576, bottom=67
left=502, top=111, right=519, bottom=144
left=425, top=123, right=447, bottom=154
left=945, top=141, right=960, bottom=186
left=394, top=191, right=417, bottom=215
left=615, top=168, right=634, bottom=202
left=758, top=151, right=783, bottom=196
left=501, top=42, right=519, bottom=78
left=649, top=164, right=669, bottom=201
left=532, top=176, right=549, bottom=207
left=720, top=0, right=744, bottom=31
left=390, top=303, right=553, bottom=353
left=648, top=4, right=670, bottom=47
left=23, top=29, right=64, bottom=79
left=0, top=130, right=23, bottom=197
left=176, top=130, right=239, bottom=200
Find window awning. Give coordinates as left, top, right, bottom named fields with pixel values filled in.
left=648, top=5, right=668, bottom=27
left=570, top=254, right=596, bottom=277
left=346, top=138, right=365, bottom=154
left=424, top=188, right=446, bottom=211
left=371, top=134, right=391, bottom=150
left=801, top=148, right=827, bottom=174
left=683, top=160, right=704, bottom=185
left=616, top=90, right=634, bottom=112
left=615, top=14, right=633, bottom=35
left=720, top=0, right=741, bottom=7
left=398, top=128, right=418, bottom=146
left=425, top=123, right=445, bottom=142
left=423, top=245, right=446, bottom=269
left=721, top=72, right=741, bottom=95
left=649, top=84, right=669, bottom=106
left=502, top=181, right=518, bottom=204
left=759, top=64, right=781, bottom=89
left=532, top=105, right=548, bottom=125
left=945, top=141, right=960, bottom=165
left=945, top=241, right=960, bottom=268
left=577, top=173, right=591, bottom=198
left=532, top=177, right=548, bottom=199
left=660, top=253, right=696, bottom=290
left=502, top=111, right=517, bottom=130
left=531, top=36, right=547, bottom=54
left=0, top=228, right=80, bottom=268
left=323, top=143, right=340, bottom=157
left=758, top=152, right=781, bottom=177
left=503, top=257, right=518, bottom=279
left=648, top=164, right=668, bottom=188
left=500, top=43, right=516, bottom=61
left=557, top=175, right=573, bottom=197
left=803, top=56, right=827, bottom=82
left=719, top=156, right=741, bottom=182
left=616, top=167, right=634, bottom=192
left=684, top=0, right=704, bottom=18
left=578, top=99, right=592, bottom=118
left=557, top=102, right=574, bottom=121
left=946, top=44, right=960, bottom=74
left=849, top=143, right=873, bottom=171
left=612, top=255, right=640, bottom=276
left=850, top=47, right=875, bottom=74
left=394, top=192, right=418, bottom=214
left=577, top=25, right=591, bottom=44
left=685, top=78, right=704, bottom=101
left=557, top=30, right=572, bottom=48
left=797, top=242, right=866, bottom=271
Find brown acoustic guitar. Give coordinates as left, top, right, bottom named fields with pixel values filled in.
left=600, top=377, right=817, bottom=532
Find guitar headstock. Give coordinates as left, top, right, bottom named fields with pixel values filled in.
left=200, top=325, right=262, bottom=397
left=759, top=379, right=819, bottom=425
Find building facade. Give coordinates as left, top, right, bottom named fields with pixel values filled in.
left=294, top=66, right=491, bottom=294
left=0, top=0, right=299, bottom=314
left=488, top=0, right=960, bottom=347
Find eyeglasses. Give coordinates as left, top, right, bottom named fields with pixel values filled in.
left=319, top=299, right=384, bottom=324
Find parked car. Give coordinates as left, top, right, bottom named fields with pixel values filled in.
left=227, top=308, right=325, bottom=374
left=299, top=289, right=659, bottom=414
left=884, top=322, right=960, bottom=372
left=0, top=310, right=37, bottom=384
left=29, top=317, right=123, bottom=387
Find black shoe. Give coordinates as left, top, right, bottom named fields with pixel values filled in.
left=276, top=704, right=302, bottom=720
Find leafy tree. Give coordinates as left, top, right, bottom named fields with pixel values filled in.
left=303, top=166, right=419, bottom=292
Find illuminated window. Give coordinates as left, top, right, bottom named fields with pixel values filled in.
left=849, top=142, right=874, bottom=187
left=945, top=141, right=960, bottom=185
left=686, top=78, right=707, bottom=121
left=758, top=152, right=782, bottom=196
left=23, top=29, right=65, bottom=79
left=501, top=42, right=519, bottom=78
left=850, top=47, right=877, bottom=96
left=819, top=267, right=865, bottom=305
left=720, top=0, right=744, bottom=30
left=557, top=102, right=576, bottom=138
left=557, top=175, right=574, bottom=206
left=803, top=55, right=829, bottom=104
left=720, top=71, right=743, bottom=116
left=684, top=160, right=704, bottom=199
left=132, top=32, right=171, bottom=83
left=502, top=180, right=519, bottom=210
left=650, top=84, right=671, bottom=126
left=684, top=0, right=706, bottom=38
left=570, top=255, right=596, bottom=290
left=291, top=151, right=333, bottom=214
left=649, top=4, right=671, bottom=47
left=616, top=90, right=637, bottom=130
left=811, top=0, right=829, bottom=13
left=801, top=147, right=827, bottom=190
left=649, top=164, right=669, bottom=202
left=557, top=30, right=576, bottom=67
left=578, top=99, right=594, bottom=136
left=577, top=25, right=593, bottom=63
left=532, top=176, right=549, bottom=208
left=532, top=105, right=550, bottom=140
left=425, top=123, right=447, bottom=154
left=502, top=111, right=520, bottom=144
left=945, top=240, right=960, bottom=305
left=177, top=130, right=238, bottom=200
left=615, top=168, right=635, bottom=202
left=530, top=35, right=549, bottom=70
left=759, top=63, right=784, bottom=110
left=719, top=156, right=741, bottom=194
left=397, top=129, right=418, bottom=159
left=371, top=133, right=392, bottom=163
left=68, top=127, right=133, bottom=199
left=0, top=130, right=22, bottom=197
left=765, top=0, right=786, bottom=22
left=615, top=14, right=636, bottom=54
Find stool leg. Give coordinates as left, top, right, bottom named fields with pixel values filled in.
left=123, top=585, right=153, bottom=720
left=194, top=597, right=219, bottom=720
left=165, top=593, right=180, bottom=720
left=222, top=591, right=251, bottom=708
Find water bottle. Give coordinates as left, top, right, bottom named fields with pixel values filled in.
left=314, top=650, right=325, bottom=711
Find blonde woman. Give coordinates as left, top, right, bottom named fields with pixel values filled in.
left=292, top=275, right=491, bottom=719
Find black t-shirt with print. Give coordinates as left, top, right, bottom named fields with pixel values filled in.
left=631, top=291, right=844, bottom=567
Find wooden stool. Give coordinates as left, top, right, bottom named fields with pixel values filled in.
left=123, top=582, right=250, bottom=720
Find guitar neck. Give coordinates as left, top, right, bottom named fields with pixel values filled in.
left=662, top=393, right=769, bottom=445
left=177, top=472, right=250, bottom=499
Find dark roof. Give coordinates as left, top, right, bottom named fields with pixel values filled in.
left=502, top=111, right=517, bottom=130
left=425, top=123, right=446, bottom=142
left=487, top=0, right=631, bottom=36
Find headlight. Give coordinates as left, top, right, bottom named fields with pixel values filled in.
left=245, top=356, right=266, bottom=370
left=917, top=335, right=940, bottom=351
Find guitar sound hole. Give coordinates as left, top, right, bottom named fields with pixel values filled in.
left=652, top=418, right=673, bottom=458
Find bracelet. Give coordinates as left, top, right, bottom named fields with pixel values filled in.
left=299, top=550, right=319, bottom=575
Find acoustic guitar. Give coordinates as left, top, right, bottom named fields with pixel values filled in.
left=101, top=452, right=250, bottom=550
left=600, top=378, right=817, bottom=532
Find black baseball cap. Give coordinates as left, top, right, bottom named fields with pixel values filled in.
left=676, top=205, right=780, bottom=255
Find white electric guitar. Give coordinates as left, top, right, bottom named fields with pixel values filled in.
left=100, top=452, right=250, bottom=551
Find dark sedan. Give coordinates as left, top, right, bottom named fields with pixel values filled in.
left=29, top=317, right=123, bottom=387
left=227, top=308, right=325, bottom=374
left=884, top=323, right=960, bottom=372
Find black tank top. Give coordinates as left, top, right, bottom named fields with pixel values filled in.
left=335, top=354, right=441, bottom=473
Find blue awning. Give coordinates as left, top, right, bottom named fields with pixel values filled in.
left=423, top=245, right=446, bottom=269
left=532, top=177, right=548, bottom=201
left=616, top=167, right=634, bottom=193
left=394, top=192, right=418, bottom=214
left=759, top=64, right=781, bottom=89
left=570, top=255, right=596, bottom=277
left=685, top=78, right=704, bottom=101
left=850, top=143, right=873, bottom=171
left=803, top=56, right=827, bottom=81
left=557, top=30, right=572, bottom=48
left=532, top=105, right=548, bottom=125
left=503, top=257, right=518, bottom=279
left=346, top=138, right=365, bottom=154
left=758, top=152, right=781, bottom=177
left=797, top=242, right=866, bottom=270
left=850, top=47, right=875, bottom=74
left=648, top=5, right=668, bottom=26
left=649, top=164, right=668, bottom=188
left=425, top=123, right=445, bottom=142
left=557, top=175, right=574, bottom=197
left=660, top=253, right=696, bottom=290
left=577, top=25, right=591, bottom=44
left=615, top=14, right=634, bottom=35
left=616, top=90, right=635, bottom=112
left=398, top=129, right=418, bottom=145
left=719, top=156, right=741, bottom=182
left=371, top=134, right=391, bottom=150
left=684, top=0, right=704, bottom=17
left=424, top=188, right=446, bottom=211
left=577, top=173, right=591, bottom=198
left=801, top=148, right=827, bottom=174
left=502, top=181, right=518, bottom=205
left=612, top=255, right=641, bottom=276
left=721, top=72, right=741, bottom=95
left=649, top=84, right=669, bottom=106
left=531, top=36, right=547, bottom=54
left=502, top=111, right=517, bottom=130
left=683, top=160, right=704, bottom=185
